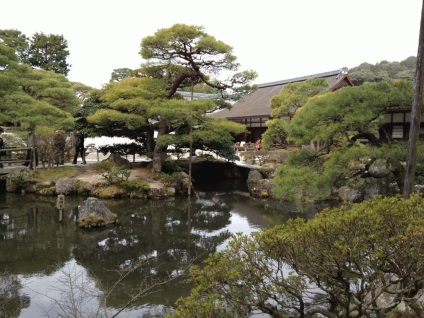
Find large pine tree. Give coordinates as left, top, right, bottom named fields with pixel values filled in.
left=27, top=32, right=71, bottom=76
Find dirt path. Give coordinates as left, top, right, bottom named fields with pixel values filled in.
left=72, top=165, right=164, bottom=189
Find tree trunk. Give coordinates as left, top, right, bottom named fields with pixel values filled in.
left=151, top=120, right=167, bottom=174
left=404, top=0, right=424, bottom=198
left=146, top=126, right=155, bottom=154
left=30, top=124, right=37, bottom=170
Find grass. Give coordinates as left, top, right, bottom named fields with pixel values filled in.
left=33, top=166, right=81, bottom=183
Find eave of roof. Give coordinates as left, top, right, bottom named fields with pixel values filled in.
left=259, top=69, right=342, bottom=88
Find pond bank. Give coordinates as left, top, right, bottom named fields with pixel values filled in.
left=0, top=158, right=261, bottom=200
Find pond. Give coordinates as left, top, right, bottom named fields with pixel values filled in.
left=0, top=187, right=327, bottom=318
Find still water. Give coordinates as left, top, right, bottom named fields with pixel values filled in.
left=0, top=189, right=324, bottom=317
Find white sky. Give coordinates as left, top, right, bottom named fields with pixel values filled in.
left=1, top=0, right=422, bottom=88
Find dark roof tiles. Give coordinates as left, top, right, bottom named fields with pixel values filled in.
left=209, top=68, right=353, bottom=119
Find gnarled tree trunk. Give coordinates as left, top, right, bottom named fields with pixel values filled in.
left=151, top=119, right=167, bottom=174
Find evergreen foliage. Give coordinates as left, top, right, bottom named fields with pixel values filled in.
left=262, top=78, right=329, bottom=149
left=349, top=56, right=416, bottom=85
left=0, top=29, right=29, bottom=63
left=85, top=24, right=253, bottom=173
left=27, top=32, right=71, bottom=76
left=0, top=42, right=76, bottom=132
left=272, top=80, right=415, bottom=201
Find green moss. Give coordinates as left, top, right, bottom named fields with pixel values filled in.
left=95, top=185, right=126, bottom=198
left=119, top=180, right=150, bottom=192
left=33, top=166, right=79, bottom=182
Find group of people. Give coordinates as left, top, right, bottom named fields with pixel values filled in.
left=23, top=128, right=86, bottom=169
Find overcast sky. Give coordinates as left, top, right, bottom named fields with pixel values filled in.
left=2, top=1, right=422, bottom=88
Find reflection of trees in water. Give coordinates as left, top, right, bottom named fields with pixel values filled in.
left=0, top=192, right=289, bottom=315
left=0, top=194, right=81, bottom=315
left=0, top=272, right=30, bottom=317
left=0, top=194, right=75, bottom=276
left=257, top=199, right=341, bottom=224
left=72, top=195, right=233, bottom=307
left=190, top=192, right=232, bottom=231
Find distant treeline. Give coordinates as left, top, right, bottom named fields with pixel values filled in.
left=349, top=56, right=416, bottom=85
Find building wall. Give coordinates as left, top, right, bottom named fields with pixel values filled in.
left=380, top=112, right=424, bottom=141
left=230, top=116, right=269, bottom=143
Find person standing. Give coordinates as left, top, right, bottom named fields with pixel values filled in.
left=0, top=127, right=4, bottom=169
left=255, top=138, right=261, bottom=150
left=53, top=129, right=66, bottom=166
left=72, top=130, right=86, bottom=164
left=24, top=127, right=38, bottom=168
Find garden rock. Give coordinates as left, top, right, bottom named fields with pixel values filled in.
left=56, top=178, right=93, bottom=195
left=77, top=197, right=117, bottom=228
left=338, top=185, right=363, bottom=202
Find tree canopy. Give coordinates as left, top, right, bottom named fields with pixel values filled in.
left=88, top=77, right=168, bottom=152
left=0, top=42, right=76, bottom=132
left=0, top=43, right=20, bottom=97
left=86, top=76, right=246, bottom=167
left=287, top=81, right=412, bottom=146
left=349, top=56, right=416, bottom=85
left=139, top=23, right=257, bottom=100
left=109, top=68, right=132, bottom=82
left=85, top=24, right=254, bottom=173
left=272, top=80, right=416, bottom=202
left=262, top=78, right=329, bottom=149
left=0, top=29, right=29, bottom=63
left=0, top=29, right=78, bottom=133
left=0, top=29, right=72, bottom=76
left=27, top=32, right=71, bottom=76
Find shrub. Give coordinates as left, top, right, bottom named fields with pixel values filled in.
left=91, top=161, right=131, bottom=184
left=158, top=172, right=182, bottom=187
left=7, top=169, right=35, bottom=190
left=119, top=180, right=150, bottom=193
left=168, top=194, right=424, bottom=317
left=98, top=142, right=145, bottom=156
left=91, top=160, right=116, bottom=175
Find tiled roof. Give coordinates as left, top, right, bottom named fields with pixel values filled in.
left=209, top=69, right=353, bottom=119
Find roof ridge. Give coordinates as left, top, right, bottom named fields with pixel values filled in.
left=258, top=69, right=345, bottom=88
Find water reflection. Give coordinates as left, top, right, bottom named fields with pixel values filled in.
left=0, top=192, right=327, bottom=317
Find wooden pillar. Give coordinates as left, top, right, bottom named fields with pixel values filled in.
left=404, top=0, right=424, bottom=198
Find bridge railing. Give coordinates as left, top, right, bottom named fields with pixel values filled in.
left=0, top=147, right=31, bottom=166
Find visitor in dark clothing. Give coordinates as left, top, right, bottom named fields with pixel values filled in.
left=24, top=127, right=38, bottom=168
left=72, top=130, right=86, bottom=164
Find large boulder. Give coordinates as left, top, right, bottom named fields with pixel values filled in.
left=363, top=181, right=384, bottom=200
left=56, top=178, right=93, bottom=195
left=173, top=171, right=191, bottom=195
left=338, top=185, right=363, bottom=202
left=104, top=153, right=131, bottom=167
left=148, top=187, right=176, bottom=199
left=249, top=179, right=274, bottom=199
left=77, top=197, right=117, bottom=228
left=246, top=169, right=263, bottom=186
left=246, top=169, right=275, bottom=199
left=368, top=159, right=391, bottom=178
